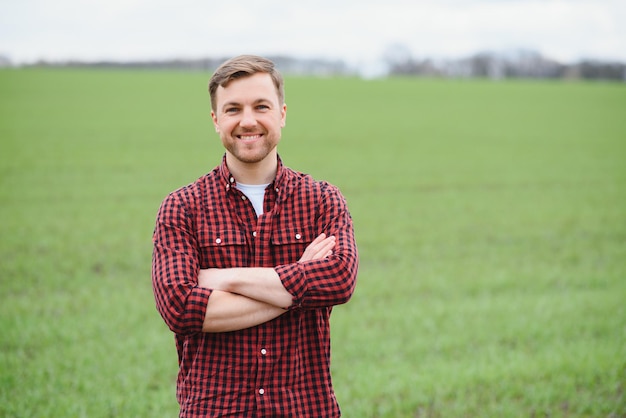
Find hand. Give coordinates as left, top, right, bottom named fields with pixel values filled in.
left=299, top=233, right=336, bottom=262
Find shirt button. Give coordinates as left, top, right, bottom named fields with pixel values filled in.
left=261, top=348, right=267, bottom=355
left=215, top=238, right=222, bottom=244
left=229, top=177, right=235, bottom=183
left=295, top=233, right=302, bottom=240
left=259, top=388, right=265, bottom=395
left=242, top=196, right=247, bottom=201
left=253, top=231, right=257, bottom=237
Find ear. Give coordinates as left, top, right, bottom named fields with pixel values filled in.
left=211, top=110, right=219, bottom=133
left=280, top=103, right=287, bottom=128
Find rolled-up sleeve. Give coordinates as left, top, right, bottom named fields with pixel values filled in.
left=151, top=192, right=212, bottom=335
left=276, top=183, right=358, bottom=309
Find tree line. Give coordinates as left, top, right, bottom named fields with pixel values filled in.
left=384, top=48, right=625, bottom=81
left=4, top=50, right=624, bottom=81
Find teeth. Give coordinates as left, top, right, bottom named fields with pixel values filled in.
left=239, top=134, right=262, bottom=140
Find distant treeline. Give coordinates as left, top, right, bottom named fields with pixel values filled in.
left=386, top=50, right=626, bottom=81
left=5, top=50, right=625, bottom=81
left=10, top=56, right=350, bottom=77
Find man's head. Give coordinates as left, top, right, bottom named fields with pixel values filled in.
left=209, top=55, right=287, bottom=174
left=209, top=55, right=285, bottom=112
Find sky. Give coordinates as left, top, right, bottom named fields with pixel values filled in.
left=1, top=0, right=625, bottom=67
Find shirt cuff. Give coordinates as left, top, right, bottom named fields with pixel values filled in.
left=274, top=263, right=307, bottom=310
left=184, top=287, right=212, bottom=333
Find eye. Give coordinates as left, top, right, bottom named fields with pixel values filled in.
left=225, top=107, right=239, bottom=114
left=256, top=104, right=270, bottom=111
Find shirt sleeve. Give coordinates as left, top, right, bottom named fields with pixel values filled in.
left=151, top=191, right=212, bottom=335
left=275, top=183, right=359, bottom=309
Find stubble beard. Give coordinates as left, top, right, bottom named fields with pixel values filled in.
left=224, top=134, right=279, bottom=164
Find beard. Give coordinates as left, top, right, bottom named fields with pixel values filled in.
left=222, top=134, right=280, bottom=164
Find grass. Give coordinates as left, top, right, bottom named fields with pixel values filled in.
left=1, top=69, right=625, bottom=417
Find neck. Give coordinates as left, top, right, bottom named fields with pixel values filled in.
left=226, top=152, right=278, bottom=185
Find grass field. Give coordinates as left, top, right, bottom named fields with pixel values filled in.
left=1, top=68, right=625, bottom=417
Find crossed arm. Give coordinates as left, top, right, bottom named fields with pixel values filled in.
left=198, top=234, right=335, bottom=333
left=153, top=182, right=358, bottom=336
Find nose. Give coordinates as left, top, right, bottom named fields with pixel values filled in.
left=239, top=107, right=257, bottom=128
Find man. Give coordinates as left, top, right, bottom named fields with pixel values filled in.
left=152, top=55, right=359, bottom=417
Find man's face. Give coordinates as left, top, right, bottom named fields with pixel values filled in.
left=211, top=72, right=286, bottom=166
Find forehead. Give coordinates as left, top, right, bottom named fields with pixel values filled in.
left=215, top=72, right=280, bottom=107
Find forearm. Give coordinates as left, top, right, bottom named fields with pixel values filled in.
left=200, top=267, right=294, bottom=309
left=198, top=234, right=336, bottom=309
left=202, top=290, right=286, bottom=332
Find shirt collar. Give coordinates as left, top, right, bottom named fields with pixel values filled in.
left=218, top=153, right=289, bottom=193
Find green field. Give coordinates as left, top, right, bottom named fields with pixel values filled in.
left=1, top=69, right=625, bottom=417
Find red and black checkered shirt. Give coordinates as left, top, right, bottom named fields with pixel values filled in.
left=152, top=155, right=358, bottom=417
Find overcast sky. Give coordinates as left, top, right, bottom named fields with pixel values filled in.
left=1, top=0, right=625, bottom=66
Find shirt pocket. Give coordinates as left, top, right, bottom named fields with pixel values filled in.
left=270, top=224, right=316, bottom=265
left=198, top=229, right=248, bottom=268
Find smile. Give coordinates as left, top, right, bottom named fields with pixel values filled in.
left=237, top=134, right=263, bottom=141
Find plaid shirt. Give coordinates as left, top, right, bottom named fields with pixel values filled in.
left=152, top=156, right=358, bottom=417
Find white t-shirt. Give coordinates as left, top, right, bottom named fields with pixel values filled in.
left=236, top=182, right=270, bottom=217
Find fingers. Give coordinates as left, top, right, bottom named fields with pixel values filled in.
left=299, top=233, right=336, bottom=262
left=309, top=233, right=327, bottom=246
left=311, top=235, right=335, bottom=259
left=315, top=236, right=335, bottom=256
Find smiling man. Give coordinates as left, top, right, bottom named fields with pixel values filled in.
left=151, top=55, right=359, bottom=417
